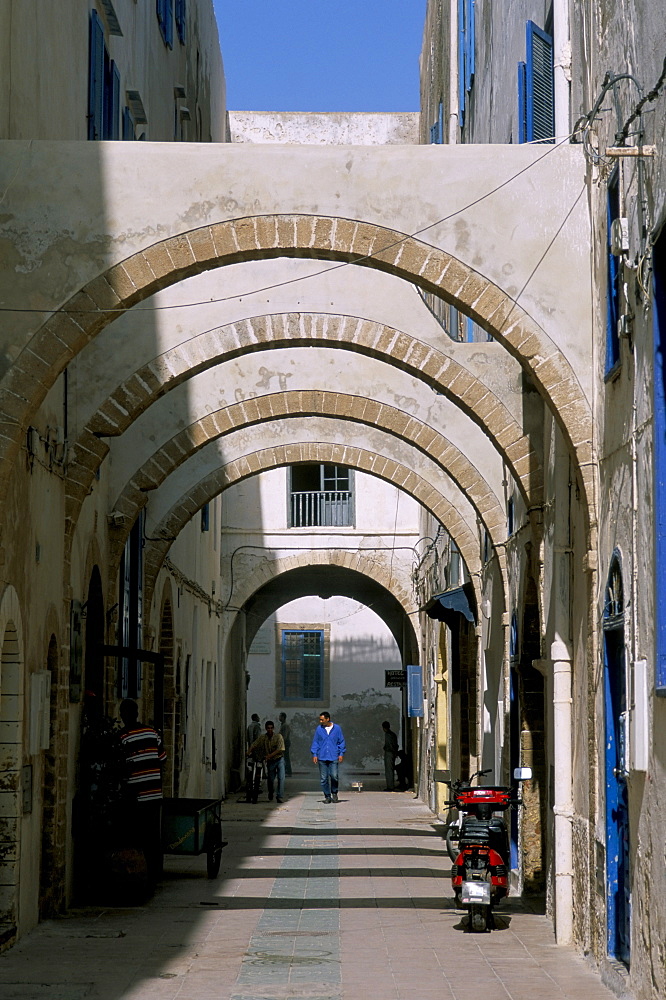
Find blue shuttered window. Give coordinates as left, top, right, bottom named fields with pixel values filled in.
left=518, top=22, right=554, bottom=143
left=88, top=11, right=120, bottom=140
left=157, top=0, right=174, bottom=48
left=281, top=630, right=324, bottom=700
left=606, top=171, right=621, bottom=375
left=176, top=0, right=186, bottom=44
left=458, top=0, right=475, bottom=129
left=88, top=10, right=105, bottom=139
left=652, top=231, right=666, bottom=694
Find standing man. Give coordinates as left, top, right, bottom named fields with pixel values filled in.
left=311, top=711, right=346, bottom=803
left=118, top=699, right=167, bottom=885
left=247, top=720, right=286, bottom=803
left=382, top=720, right=399, bottom=791
left=246, top=713, right=261, bottom=748
left=279, top=712, right=292, bottom=776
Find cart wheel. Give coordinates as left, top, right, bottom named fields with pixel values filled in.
left=206, top=828, right=223, bottom=879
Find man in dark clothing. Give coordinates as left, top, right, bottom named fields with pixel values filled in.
left=279, top=712, right=292, bottom=776
left=382, top=720, right=399, bottom=791
left=311, top=711, right=346, bottom=803
left=118, top=699, right=167, bottom=884
left=247, top=720, right=286, bottom=803
left=246, top=713, right=261, bottom=748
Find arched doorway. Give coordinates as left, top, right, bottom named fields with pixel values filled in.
left=84, top=567, right=105, bottom=710
left=157, top=595, right=175, bottom=795
left=603, top=553, right=630, bottom=965
left=0, top=618, right=23, bottom=947
left=39, top=635, right=61, bottom=919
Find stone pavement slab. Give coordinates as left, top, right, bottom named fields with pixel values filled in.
left=0, top=777, right=619, bottom=1000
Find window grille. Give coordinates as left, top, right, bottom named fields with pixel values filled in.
left=281, top=631, right=324, bottom=700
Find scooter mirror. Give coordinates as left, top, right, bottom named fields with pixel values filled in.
left=513, top=766, right=532, bottom=781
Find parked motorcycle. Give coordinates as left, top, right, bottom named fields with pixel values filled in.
left=445, top=766, right=532, bottom=932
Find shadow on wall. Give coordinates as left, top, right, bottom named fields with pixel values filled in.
left=330, top=635, right=403, bottom=664
left=284, top=688, right=401, bottom=772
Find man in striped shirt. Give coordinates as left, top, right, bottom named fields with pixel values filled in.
left=119, top=699, right=167, bottom=884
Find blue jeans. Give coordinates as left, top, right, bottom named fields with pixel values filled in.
left=267, top=757, right=285, bottom=800
left=318, top=759, right=339, bottom=798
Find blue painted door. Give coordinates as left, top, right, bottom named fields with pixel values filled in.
left=604, top=626, right=630, bottom=964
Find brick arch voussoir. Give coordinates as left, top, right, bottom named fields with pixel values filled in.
left=110, top=390, right=507, bottom=552
left=141, top=443, right=488, bottom=613
left=231, top=550, right=417, bottom=621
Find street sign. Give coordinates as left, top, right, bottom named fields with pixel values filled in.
left=385, top=669, right=407, bottom=688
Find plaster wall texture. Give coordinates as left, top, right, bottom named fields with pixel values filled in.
left=0, top=0, right=225, bottom=142
left=228, top=111, right=420, bottom=145
left=245, top=595, right=403, bottom=775
left=0, top=140, right=592, bottom=404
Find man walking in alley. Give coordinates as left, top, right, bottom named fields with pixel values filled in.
left=311, top=711, right=346, bottom=803
left=247, top=720, right=286, bottom=803
left=279, top=711, right=292, bottom=776
left=118, top=699, right=167, bottom=886
left=382, top=720, right=399, bottom=791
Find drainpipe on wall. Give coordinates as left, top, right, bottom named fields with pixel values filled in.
left=553, top=0, right=572, bottom=138
left=448, top=0, right=459, bottom=143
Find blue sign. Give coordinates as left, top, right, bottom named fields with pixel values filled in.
left=406, top=663, right=423, bottom=717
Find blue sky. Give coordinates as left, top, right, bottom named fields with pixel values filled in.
left=213, top=1, right=427, bottom=112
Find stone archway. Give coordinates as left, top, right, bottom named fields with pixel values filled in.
left=136, top=442, right=491, bottom=617
left=1, top=212, right=592, bottom=534
left=105, top=391, right=508, bottom=552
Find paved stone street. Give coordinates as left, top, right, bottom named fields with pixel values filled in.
left=0, top=778, right=618, bottom=1000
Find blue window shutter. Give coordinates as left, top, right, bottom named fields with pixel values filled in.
left=122, top=106, right=135, bottom=140
left=88, top=10, right=105, bottom=140
left=176, top=0, right=186, bottom=44
left=430, top=102, right=444, bottom=144
left=606, top=173, right=621, bottom=374
left=110, top=62, right=120, bottom=140
left=525, top=21, right=554, bottom=142
left=465, top=316, right=474, bottom=342
left=201, top=503, right=210, bottom=531
left=157, top=0, right=173, bottom=48
left=406, top=664, right=423, bottom=717
left=458, top=0, right=466, bottom=127
left=517, top=62, right=527, bottom=143
left=465, top=0, right=475, bottom=93
left=652, top=232, right=666, bottom=693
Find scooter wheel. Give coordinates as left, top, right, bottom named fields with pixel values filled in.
left=470, top=905, right=487, bottom=932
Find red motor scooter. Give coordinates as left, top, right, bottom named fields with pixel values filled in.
left=446, top=766, right=531, bottom=932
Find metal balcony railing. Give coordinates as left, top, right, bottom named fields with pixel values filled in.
left=290, top=490, right=353, bottom=527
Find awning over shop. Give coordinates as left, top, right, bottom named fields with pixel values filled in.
left=424, top=582, right=476, bottom=625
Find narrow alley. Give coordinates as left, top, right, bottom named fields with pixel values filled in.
left=0, top=781, right=617, bottom=1000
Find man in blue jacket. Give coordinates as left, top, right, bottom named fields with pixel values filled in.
left=310, top=711, right=346, bottom=803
